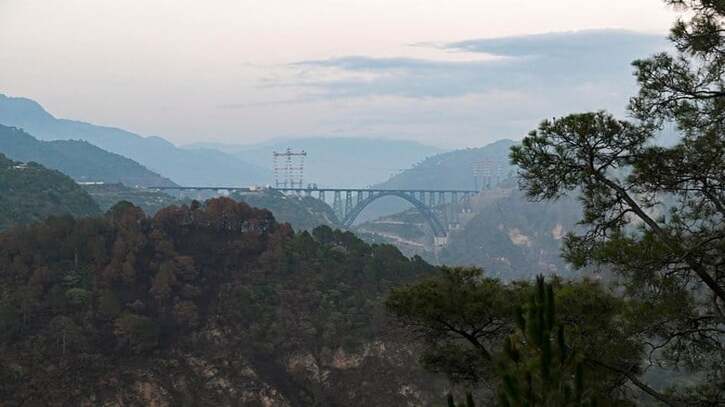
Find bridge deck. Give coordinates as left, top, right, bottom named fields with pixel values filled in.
left=149, top=186, right=478, bottom=194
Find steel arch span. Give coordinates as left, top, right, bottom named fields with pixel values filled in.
left=341, top=191, right=447, bottom=237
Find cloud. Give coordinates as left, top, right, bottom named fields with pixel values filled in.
left=287, top=29, right=669, bottom=99
left=446, top=29, right=666, bottom=57
left=215, top=29, right=672, bottom=147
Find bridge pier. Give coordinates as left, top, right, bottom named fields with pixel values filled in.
left=333, top=191, right=343, bottom=220
left=345, top=191, right=353, bottom=219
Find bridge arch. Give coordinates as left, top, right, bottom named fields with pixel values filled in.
left=340, top=191, right=447, bottom=237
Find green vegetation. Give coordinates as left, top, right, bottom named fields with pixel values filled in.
left=497, top=277, right=605, bottom=407
left=386, top=269, right=638, bottom=404
left=0, top=124, right=176, bottom=187
left=0, top=197, right=444, bottom=405
left=0, top=153, right=100, bottom=230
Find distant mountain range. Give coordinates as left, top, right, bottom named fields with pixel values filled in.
left=0, top=124, right=176, bottom=187
left=0, top=94, right=270, bottom=186
left=0, top=153, right=100, bottom=230
left=185, top=137, right=444, bottom=188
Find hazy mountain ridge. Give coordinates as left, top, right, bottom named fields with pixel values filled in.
left=0, top=124, right=176, bottom=187
left=0, top=153, right=101, bottom=230
left=0, top=94, right=271, bottom=186
left=187, top=137, right=444, bottom=188
left=376, top=139, right=516, bottom=190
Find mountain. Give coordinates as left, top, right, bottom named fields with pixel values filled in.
left=0, top=124, right=176, bottom=187
left=186, top=137, right=444, bottom=188
left=0, top=94, right=271, bottom=186
left=0, top=153, right=100, bottom=230
left=0, top=198, right=443, bottom=406
left=376, top=139, right=516, bottom=190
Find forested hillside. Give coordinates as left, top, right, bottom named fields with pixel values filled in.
left=0, top=198, right=443, bottom=406
left=0, top=124, right=176, bottom=187
left=0, top=94, right=271, bottom=186
left=0, top=153, right=100, bottom=230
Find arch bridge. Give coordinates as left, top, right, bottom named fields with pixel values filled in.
left=274, top=187, right=476, bottom=237
left=150, top=186, right=477, bottom=237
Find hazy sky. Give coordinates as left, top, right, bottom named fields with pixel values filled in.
left=0, top=0, right=679, bottom=148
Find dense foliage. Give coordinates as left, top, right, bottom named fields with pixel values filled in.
left=386, top=269, right=640, bottom=404
left=0, top=153, right=100, bottom=230
left=0, top=124, right=176, bottom=187
left=497, top=277, right=607, bottom=407
left=0, top=197, right=440, bottom=406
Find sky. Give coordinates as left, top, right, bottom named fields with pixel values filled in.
left=0, top=0, right=680, bottom=148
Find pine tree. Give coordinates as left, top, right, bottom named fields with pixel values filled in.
left=496, top=276, right=597, bottom=407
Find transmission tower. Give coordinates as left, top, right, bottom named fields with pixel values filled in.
left=273, top=148, right=307, bottom=188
